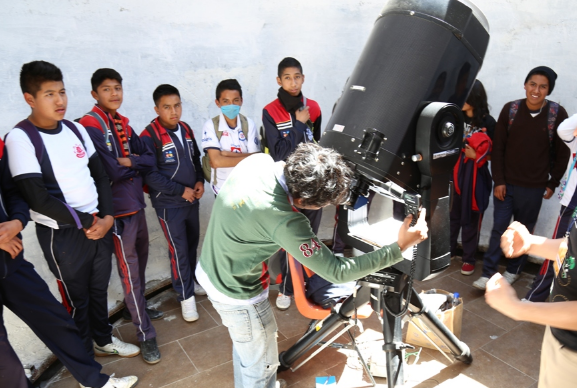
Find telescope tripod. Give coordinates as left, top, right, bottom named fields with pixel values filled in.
left=278, top=277, right=472, bottom=388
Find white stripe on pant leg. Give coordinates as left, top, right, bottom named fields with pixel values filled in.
left=49, top=229, right=77, bottom=318
left=280, top=251, right=289, bottom=295
left=114, top=230, right=146, bottom=342
left=161, top=211, right=187, bottom=300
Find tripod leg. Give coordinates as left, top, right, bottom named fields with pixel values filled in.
left=381, top=290, right=406, bottom=388
left=408, top=287, right=472, bottom=364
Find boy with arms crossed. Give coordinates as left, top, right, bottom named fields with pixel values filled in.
left=79, top=68, right=162, bottom=364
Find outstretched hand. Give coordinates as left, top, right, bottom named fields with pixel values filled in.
left=397, top=208, right=428, bottom=252
left=501, top=221, right=532, bottom=258
left=485, top=273, right=520, bottom=319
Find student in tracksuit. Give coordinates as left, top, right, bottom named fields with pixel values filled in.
left=262, top=57, right=328, bottom=311
left=79, top=68, right=162, bottom=364
left=0, top=138, right=137, bottom=388
left=5, top=61, right=140, bottom=362
left=140, top=84, right=205, bottom=322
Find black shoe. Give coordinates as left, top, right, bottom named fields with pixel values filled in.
left=140, top=338, right=161, bottom=364
left=123, top=308, right=164, bottom=321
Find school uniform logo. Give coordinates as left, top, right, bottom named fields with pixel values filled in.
left=73, top=144, right=86, bottom=158
left=238, top=131, right=246, bottom=141
left=164, top=149, right=176, bottom=163
left=230, top=146, right=241, bottom=153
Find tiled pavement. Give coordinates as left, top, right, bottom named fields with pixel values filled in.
left=46, top=257, right=543, bottom=388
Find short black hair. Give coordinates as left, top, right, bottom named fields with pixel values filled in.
left=20, top=60, right=63, bottom=96
left=278, top=57, right=303, bottom=78
left=284, top=143, right=353, bottom=208
left=91, top=68, right=123, bottom=92
left=153, top=84, right=180, bottom=106
left=216, top=79, right=243, bottom=100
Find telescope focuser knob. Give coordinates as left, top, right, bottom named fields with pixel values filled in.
left=411, top=154, right=423, bottom=162
left=442, top=122, right=455, bottom=138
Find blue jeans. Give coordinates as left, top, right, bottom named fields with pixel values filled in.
left=482, top=183, right=545, bottom=277
left=210, top=297, right=279, bottom=388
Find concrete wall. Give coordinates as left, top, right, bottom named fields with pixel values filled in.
left=1, top=0, right=576, bottom=374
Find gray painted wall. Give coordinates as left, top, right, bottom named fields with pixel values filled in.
left=1, top=0, right=575, bottom=373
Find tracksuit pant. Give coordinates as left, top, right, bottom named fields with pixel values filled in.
left=156, top=203, right=200, bottom=302
left=279, top=208, right=323, bottom=297
left=450, top=191, right=484, bottom=265
left=36, top=224, right=113, bottom=356
left=482, top=183, right=545, bottom=277
left=112, top=209, right=156, bottom=342
left=0, top=259, right=109, bottom=388
left=525, top=205, right=574, bottom=302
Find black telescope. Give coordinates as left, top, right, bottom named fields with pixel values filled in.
left=321, top=0, right=490, bottom=281
left=280, top=1, right=490, bottom=386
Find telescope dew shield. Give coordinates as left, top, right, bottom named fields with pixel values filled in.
left=321, top=0, right=489, bottom=280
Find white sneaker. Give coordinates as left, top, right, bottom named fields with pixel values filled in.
left=94, top=336, right=140, bottom=357
left=194, top=281, right=207, bottom=296
left=80, top=374, right=139, bottom=388
left=276, top=379, right=287, bottom=388
left=276, top=293, right=292, bottom=310
left=502, top=271, right=520, bottom=285
left=181, top=296, right=199, bottom=322
left=472, top=276, right=489, bottom=290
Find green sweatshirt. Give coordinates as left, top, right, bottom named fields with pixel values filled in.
left=199, top=153, right=404, bottom=300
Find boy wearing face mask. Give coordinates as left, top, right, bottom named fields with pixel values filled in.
left=201, top=79, right=260, bottom=195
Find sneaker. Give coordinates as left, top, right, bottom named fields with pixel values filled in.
left=94, top=336, right=140, bottom=358
left=276, top=293, right=292, bottom=310
left=472, top=276, right=489, bottom=290
left=194, top=281, right=207, bottom=296
left=80, top=374, right=138, bottom=388
left=502, top=271, right=520, bottom=285
left=122, top=307, right=164, bottom=321
left=181, top=296, right=199, bottom=322
left=140, top=337, right=161, bottom=364
left=276, top=379, right=287, bottom=388
left=461, top=263, right=475, bottom=276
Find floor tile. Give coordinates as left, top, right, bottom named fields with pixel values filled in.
left=481, top=322, right=544, bottom=380
left=179, top=325, right=233, bottom=372
left=464, top=296, right=521, bottom=331
left=433, top=349, right=536, bottom=388
left=458, top=310, right=507, bottom=351
left=160, top=361, right=234, bottom=388
left=116, top=303, right=219, bottom=346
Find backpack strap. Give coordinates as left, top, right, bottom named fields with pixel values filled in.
left=62, top=120, right=86, bottom=149
left=179, top=121, right=194, bottom=140
left=239, top=114, right=249, bottom=141
left=547, top=101, right=560, bottom=144
left=15, top=119, right=44, bottom=163
left=84, top=111, right=110, bottom=147
left=144, top=121, right=164, bottom=162
left=507, top=99, right=522, bottom=131
left=211, top=116, right=224, bottom=142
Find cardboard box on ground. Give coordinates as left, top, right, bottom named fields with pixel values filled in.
left=405, top=289, right=463, bottom=353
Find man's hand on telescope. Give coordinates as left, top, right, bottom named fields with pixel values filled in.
left=397, top=208, right=428, bottom=252
left=494, top=185, right=506, bottom=201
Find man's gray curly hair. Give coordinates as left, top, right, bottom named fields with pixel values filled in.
left=284, top=143, right=353, bottom=208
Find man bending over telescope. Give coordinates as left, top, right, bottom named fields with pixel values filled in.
left=196, top=143, right=428, bottom=388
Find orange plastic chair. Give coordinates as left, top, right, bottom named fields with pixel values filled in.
left=287, top=253, right=374, bottom=319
